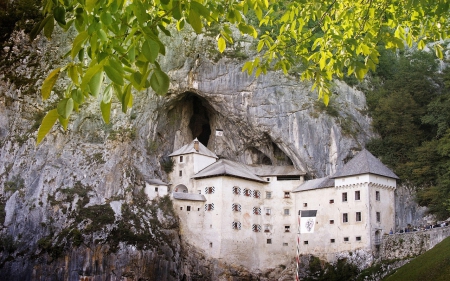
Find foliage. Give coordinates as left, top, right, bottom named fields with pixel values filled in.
left=383, top=237, right=450, bottom=281
left=29, top=0, right=450, bottom=144
left=303, top=256, right=359, bottom=281
left=366, top=51, right=450, bottom=219
left=160, top=157, right=175, bottom=174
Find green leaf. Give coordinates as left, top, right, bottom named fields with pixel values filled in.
left=57, top=98, right=74, bottom=119
left=100, top=12, right=113, bottom=25
left=188, top=8, right=202, bottom=34
left=218, top=37, right=226, bottom=53
left=71, top=31, right=89, bottom=59
left=142, top=39, right=159, bottom=63
left=86, top=0, right=98, bottom=13
left=100, top=101, right=111, bottom=123
left=173, top=0, right=181, bottom=20
left=30, top=15, right=53, bottom=41
left=58, top=116, right=69, bottom=131
left=150, top=69, right=170, bottom=95
left=81, top=62, right=104, bottom=92
left=53, top=6, right=66, bottom=25
left=71, top=88, right=84, bottom=104
left=88, top=70, right=104, bottom=97
left=43, top=15, right=54, bottom=39
left=102, top=84, right=113, bottom=103
left=435, top=45, right=443, bottom=59
left=122, top=84, right=132, bottom=113
left=41, top=68, right=61, bottom=100
left=36, top=109, right=59, bottom=145
left=104, top=64, right=124, bottom=85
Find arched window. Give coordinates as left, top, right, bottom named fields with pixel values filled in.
left=252, top=224, right=262, bottom=232
left=253, top=207, right=261, bottom=215
left=232, top=203, right=242, bottom=212
left=232, top=186, right=241, bottom=195
left=253, top=190, right=261, bottom=198
left=232, top=221, right=241, bottom=230
left=243, top=188, right=252, bottom=197
left=205, top=186, right=215, bottom=194
left=205, top=203, right=214, bottom=211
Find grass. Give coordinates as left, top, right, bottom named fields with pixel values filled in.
left=383, top=237, right=450, bottom=281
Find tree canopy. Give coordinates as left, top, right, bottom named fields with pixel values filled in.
left=31, top=0, right=450, bottom=143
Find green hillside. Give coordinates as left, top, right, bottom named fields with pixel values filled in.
left=383, top=237, right=450, bottom=281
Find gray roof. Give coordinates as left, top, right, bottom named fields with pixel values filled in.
left=331, top=149, right=399, bottom=179
left=173, top=192, right=206, bottom=201
left=192, top=159, right=267, bottom=183
left=292, top=177, right=335, bottom=193
left=247, top=165, right=306, bottom=176
left=169, top=138, right=218, bottom=158
left=143, top=177, right=169, bottom=186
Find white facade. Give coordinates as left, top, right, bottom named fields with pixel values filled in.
left=169, top=142, right=398, bottom=271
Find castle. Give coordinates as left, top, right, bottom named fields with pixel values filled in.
left=145, top=139, right=398, bottom=271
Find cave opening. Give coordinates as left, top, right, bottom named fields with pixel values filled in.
left=187, top=95, right=212, bottom=147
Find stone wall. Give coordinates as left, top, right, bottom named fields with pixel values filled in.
left=379, top=226, right=450, bottom=260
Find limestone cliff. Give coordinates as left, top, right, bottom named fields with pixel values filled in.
left=0, top=27, right=381, bottom=280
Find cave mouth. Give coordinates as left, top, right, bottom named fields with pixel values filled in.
left=186, top=94, right=212, bottom=147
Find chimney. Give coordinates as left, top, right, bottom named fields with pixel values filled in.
left=194, top=139, right=199, bottom=152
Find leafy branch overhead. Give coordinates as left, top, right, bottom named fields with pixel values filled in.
left=33, top=0, right=450, bottom=144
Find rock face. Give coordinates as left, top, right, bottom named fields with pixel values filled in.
left=0, top=27, right=380, bottom=280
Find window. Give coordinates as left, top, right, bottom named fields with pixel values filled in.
left=253, top=190, right=261, bottom=198
left=355, top=190, right=360, bottom=200
left=343, top=213, right=348, bottom=223
left=376, top=191, right=380, bottom=201
left=155, top=187, right=158, bottom=192
left=330, top=239, right=335, bottom=243
left=198, top=190, right=201, bottom=194
left=267, top=239, right=272, bottom=244
left=356, top=212, right=362, bottom=222
left=197, top=208, right=200, bottom=211
left=356, top=236, right=361, bottom=241
left=376, top=212, right=381, bottom=222
left=344, top=237, right=349, bottom=242
left=283, top=243, right=288, bottom=246
left=266, top=178, right=270, bottom=182
left=303, top=203, right=308, bottom=207
left=232, top=203, right=241, bottom=212
left=266, top=192, right=272, bottom=199
left=243, top=188, right=252, bottom=197
left=180, top=156, right=184, bottom=162
left=285, top=225, right=290, bottom=232
left=342, top=192, right=348, bottom=202
left=265, top=208, right=271, bottom=215
left=329, top=199, right=334, bottom=204
left=252, top=224, right=262, bottom=232
left=284, top=209, right=290, bottom=215
left=304, top=241, right=309, bottom=245
left=179, top=170, right=182, bottom=177
left=253, top=207, right=261, bottom=215
left=330, top=220, right=334, bottom=224
left=284, top=192, right=291, bottom=198
left=205, top=203, right=214, bottom=211
left=187, top=206, right=191, bottom=211
left=264, top=225, right=271, bottom=232
left=232, top=186, right=241, bottom=195
left=180, top=207, right=183, bottom=210
left=209, top=242, right=213, bottom=248
left=205, top=186, right=215, bottom=194
left=232, top=221, right=241, bottom=230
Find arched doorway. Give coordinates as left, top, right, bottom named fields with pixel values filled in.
left=174, top=184, right=188, bottom=193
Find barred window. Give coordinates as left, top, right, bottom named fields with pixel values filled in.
left=264, top=225, right=271, bottom=232
left=285, top=225, right=290, bottom=232
left=253, top=190, right=261, bottom=198
left=356, top=212, right=362, bottom=222
left=252, top=224, right=262, bottom=232
left=232, top=186, right=241, bottom=195
left=205, top=186, right=215, bottom=194
left=253, top=207, right=261, bottom=215
left=232, top=221, right=241, bottom=230
left=243, top=188, right=252, bottom=197
left=266, top=192, right=272, bottom=199
left=284, top=192, right=290, bottom=198
left=205, top=203, right=215, bottom=211
left=343, top=213, right=348, bottom=223
left=355, top=190, right=361, bottom=200
left=232, top=203, right=242, bottom=212
left=265, top=208, right=271, bottom=215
